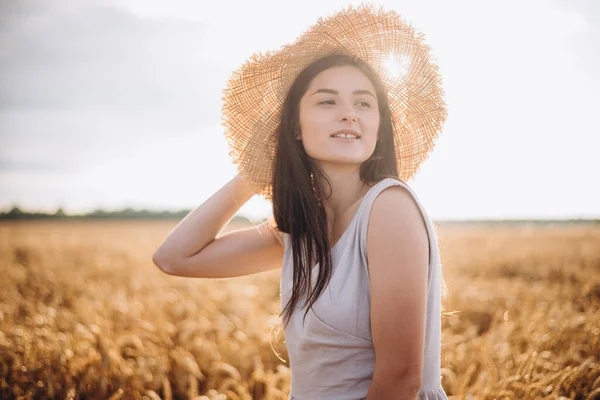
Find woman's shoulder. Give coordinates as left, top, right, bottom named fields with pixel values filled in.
left=373, top=176, right=411, bottom=188
left=364, top=177, right=430, bottom=228
left=366, top=177, right=418, bottom=203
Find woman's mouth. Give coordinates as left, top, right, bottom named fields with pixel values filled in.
left=331, top=135, right=360, bottom=141
left=330, top=132, right=361, bottom=140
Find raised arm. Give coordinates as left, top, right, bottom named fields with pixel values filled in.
left=152, top=174, right=284, bottom=278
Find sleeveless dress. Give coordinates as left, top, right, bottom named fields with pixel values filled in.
left=280, top=177, right=448, bottom=400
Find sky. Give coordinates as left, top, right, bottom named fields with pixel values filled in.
left=0, top=0, right=598, bottom=220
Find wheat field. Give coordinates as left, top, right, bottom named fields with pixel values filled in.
left=0, top=220, right=599, bottom=399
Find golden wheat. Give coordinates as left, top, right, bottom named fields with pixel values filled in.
left=0, top=220, right=598, bottom=399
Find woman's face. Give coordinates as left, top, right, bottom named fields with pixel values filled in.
left=297, top=65, right=380, bottom=170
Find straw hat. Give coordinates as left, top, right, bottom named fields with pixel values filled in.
left=221, top=4, right=447, bottom=201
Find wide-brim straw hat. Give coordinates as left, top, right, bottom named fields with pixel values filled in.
left=221, top=3, right=447, bottom=201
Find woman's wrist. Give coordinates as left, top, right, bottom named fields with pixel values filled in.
left=231, top=173, right=257, bottom=204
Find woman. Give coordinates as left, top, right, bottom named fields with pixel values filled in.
left=153, top=5, right=448, bottom=399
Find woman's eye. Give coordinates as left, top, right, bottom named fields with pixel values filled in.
left=318, top=100, right=335, bottom=105
left=318, top=100, right=371, bottom=107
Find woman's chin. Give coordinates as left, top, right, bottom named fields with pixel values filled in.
left=315, top=155, right=370, bottom=167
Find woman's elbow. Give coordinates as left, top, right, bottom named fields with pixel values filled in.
left=152, top=251, right=179, bottom=275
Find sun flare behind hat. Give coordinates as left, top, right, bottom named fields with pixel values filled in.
left=221, top=3, right=448, bottom=201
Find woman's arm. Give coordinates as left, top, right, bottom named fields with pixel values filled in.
left=152, top=175, right=284, bottom=278
left=365, top=185, right=429, bottom=399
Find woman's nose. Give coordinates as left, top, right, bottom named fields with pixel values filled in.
left=339, top=110, right=358, bottom=122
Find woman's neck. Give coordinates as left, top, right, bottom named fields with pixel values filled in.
left=313, top=167, right=372, bottom=224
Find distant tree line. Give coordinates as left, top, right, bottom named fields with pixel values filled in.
left=0, top=206, right=597, bottom=225
left=0, top=206, right=259, bottom=223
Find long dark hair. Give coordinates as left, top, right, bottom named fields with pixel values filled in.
left=271, top=54, right=400, bottom=328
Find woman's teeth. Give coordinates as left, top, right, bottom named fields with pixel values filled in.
left=331, top=134, right=359, bottom=139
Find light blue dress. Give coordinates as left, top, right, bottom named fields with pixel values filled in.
left=280, top=178, right=448, bottom=400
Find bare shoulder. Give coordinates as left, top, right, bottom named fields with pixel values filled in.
left=367, top=184, right=429, bottom=266
left=370, top=184, right=426, bottom=231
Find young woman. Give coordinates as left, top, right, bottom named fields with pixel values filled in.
left=153, top=5, right=449, bottom=400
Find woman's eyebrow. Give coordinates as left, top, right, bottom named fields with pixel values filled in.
left=311, top=88, right=375, bottom=98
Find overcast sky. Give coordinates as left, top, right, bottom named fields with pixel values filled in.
left=1, top=0, right=598, bottom=220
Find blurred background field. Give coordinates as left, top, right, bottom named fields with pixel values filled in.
left=1, top=220, right=599, bottom=400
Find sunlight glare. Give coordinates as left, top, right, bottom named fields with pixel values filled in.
left=383, top=53, right=410, bottom=80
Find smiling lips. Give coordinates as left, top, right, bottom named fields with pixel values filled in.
left=330, top=129, right=361, bottom=139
